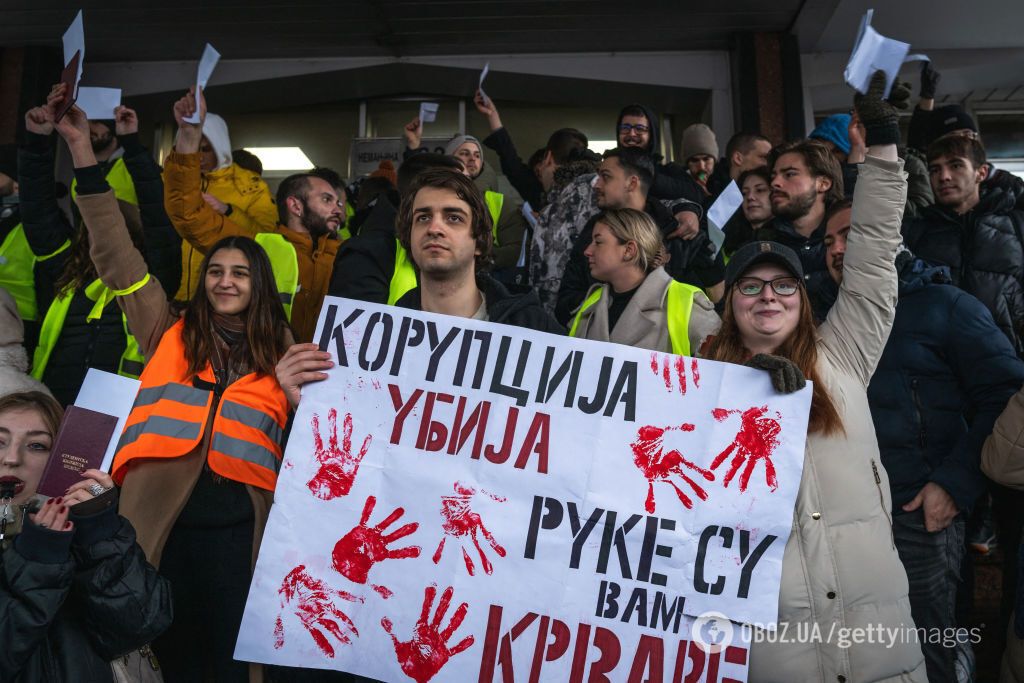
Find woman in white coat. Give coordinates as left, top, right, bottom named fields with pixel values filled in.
left=703, top=75, right=926, bottom=682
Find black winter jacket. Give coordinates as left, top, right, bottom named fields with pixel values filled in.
left=867, top=258, right=1024, bottom=512
left=328, top=197, right=400, bottom=304
left=482, top=127, right=545, bottom=210
left=902, top=185, right=1024, bottom=353
left=396, top=274, right=565, bottom=335
left=0, top=496, right=172, bottom=683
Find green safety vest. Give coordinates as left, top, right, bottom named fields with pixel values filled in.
left=0, top=224, right=71, bottom=323
left=255, top=233, right=299, bottom=321
left=339, top=202, right=355, bottom=241
left=31, top=276, right=148, bottom=380
left=385, top=192, right=504, bottom=306
left=70, top=157, right=139, bottom=206
left=568, top=280, right=702, bottom=357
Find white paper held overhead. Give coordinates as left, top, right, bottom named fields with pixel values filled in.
left=184, top=43, right=221, bottom=124
left=418, top=102, right=439, bottom=124
left=75, top=87, right=121, bottom=120
left=478, top=62, right=491, bottom=103
left=61, top=10, right=85, bottom=98
left=844, top=9, right=929, bottom=98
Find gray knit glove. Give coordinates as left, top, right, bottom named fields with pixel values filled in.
left=854, top=70, right=911, bottom=147
left=746, top=354, right=807, bottom=394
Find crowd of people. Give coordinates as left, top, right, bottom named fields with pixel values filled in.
left=1, top=59, right=1023, bottom=683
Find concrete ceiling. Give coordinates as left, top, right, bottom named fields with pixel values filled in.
left=2, top=0, right=802, bottom=61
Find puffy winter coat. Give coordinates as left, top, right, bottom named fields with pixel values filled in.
left=867, top=257, right=1024, bottom=513
left=902, top=185, right=1024, bottom=353
left=0, top=494, right=172, bottom=683
left=747, top=156, right=926, bottom=682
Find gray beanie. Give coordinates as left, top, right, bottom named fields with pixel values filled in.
left=682, top=123, right=719, bottom=161
left=445, top=135, right=483, bottom=157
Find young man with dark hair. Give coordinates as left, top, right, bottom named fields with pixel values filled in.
left=388, top=168, right=561, bottom=330
left=755, top=139, right=845, bottom=319
left=556, top=147, right=722, bottom=324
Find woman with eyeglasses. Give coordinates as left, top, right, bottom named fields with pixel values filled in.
left=703, top=74, right=927, bottom=681
left=567, top=207, right=720, bottom=356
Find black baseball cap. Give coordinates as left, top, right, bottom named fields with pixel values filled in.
left=725, top=241, right=804, bottom=288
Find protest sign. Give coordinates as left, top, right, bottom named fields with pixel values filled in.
left=236, top=297, right=811, bottom=681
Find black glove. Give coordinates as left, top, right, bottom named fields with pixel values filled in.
left=746, top=354, right=807, bottom=394
left=854, top=71, right=911, bottom=147
left=919, top=62, right=941, bottom=100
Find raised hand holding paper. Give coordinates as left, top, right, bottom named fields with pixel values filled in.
left=184, top=43, right=221, bottom=124
left=844, top=9, right=929, bottom=97
left=75, top=87, right=121, bottom=120
left=478, top=62, right=491, bottom=104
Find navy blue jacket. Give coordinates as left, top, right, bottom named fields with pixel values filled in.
left=867, top=257, right=1024, bottom=512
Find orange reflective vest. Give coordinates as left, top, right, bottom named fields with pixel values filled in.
left=111, top=319, right=288, bottom=491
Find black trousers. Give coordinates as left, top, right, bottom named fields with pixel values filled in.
left=154, top=519, right=255, bottom=683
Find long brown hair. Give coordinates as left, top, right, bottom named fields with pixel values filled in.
left=705, top=285, right=844, bottom=436
left=54, top=200, right=144, bottom=294
left=181, top=236, right=291, bottom=377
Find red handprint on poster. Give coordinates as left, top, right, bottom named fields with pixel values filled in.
left=332, top=495, right=421, bottom=585
left=630, top=423, right=716, bottom=513
left=711, top=406, right=782, bottom=492
left=273, top=564, right=363, bottom=658
left=432, top=482, right=507, bottom=576
left=381, top=584, right=475, bottom=683
left=307, top=409, right=372, bottom=500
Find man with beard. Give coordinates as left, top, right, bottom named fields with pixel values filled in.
left=555, top=147, right=722, bottom=325
left=754, top=139, right=844, bottom=319
left=68, top=118, right=138, bottom=206
left=162, top=87, right=341, bottom=342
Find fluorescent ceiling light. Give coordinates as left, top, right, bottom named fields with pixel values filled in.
left=243, top=147, right=315, bottom=171
left=588, top=140, right=618, bottom=154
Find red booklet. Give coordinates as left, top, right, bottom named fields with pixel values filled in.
left=36, top=405, right=118, bottom=498
left=54, top=51, right=81, bottom=123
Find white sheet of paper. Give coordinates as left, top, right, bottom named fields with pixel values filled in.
left=184, top=43, right=221, bottom=124
left=73, top=369, right=140, bottom=472
left=478, top=62, right=491, bottom=103
left=61, top=10, right=85, bottom=98
left=75, top=87, right=121, bottom=120
left=707, top=180, right=743, bottom=256
left=518, top=201, right=539, bottom=267
left=418, top=102, right=439, bottom=124
left=844, top=9, right=927, bottom=97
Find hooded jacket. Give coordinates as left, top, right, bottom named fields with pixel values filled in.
left=867, top=255, right=1024, bottom=513
left=395, top=273, right=564, bottom=335
left=901, top=183, right=1024, bottom=353
left=0, top=493, right=172, bottom=683
left=172, top=114, right=278, bottom=301
left=615, top=104, right=704, bottom=206
left=163, top=151, right=338, bottom=343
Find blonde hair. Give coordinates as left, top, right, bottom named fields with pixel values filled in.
left=595, top=208, right=662, bottom=273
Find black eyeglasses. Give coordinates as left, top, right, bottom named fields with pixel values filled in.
left=618, top=123, right=650, bottom=134
left=734, top=276, right=801, bottom=297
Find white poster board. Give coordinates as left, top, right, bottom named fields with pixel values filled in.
left=237, top=298, right=811, bottom=681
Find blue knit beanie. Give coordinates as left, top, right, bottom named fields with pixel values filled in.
left=809, top=114, right=852, bottom=155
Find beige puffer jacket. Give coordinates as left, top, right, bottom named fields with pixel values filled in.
left=748, top=156, right=926, bottom=682
left=982, top=389, right=1024, bottom=683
